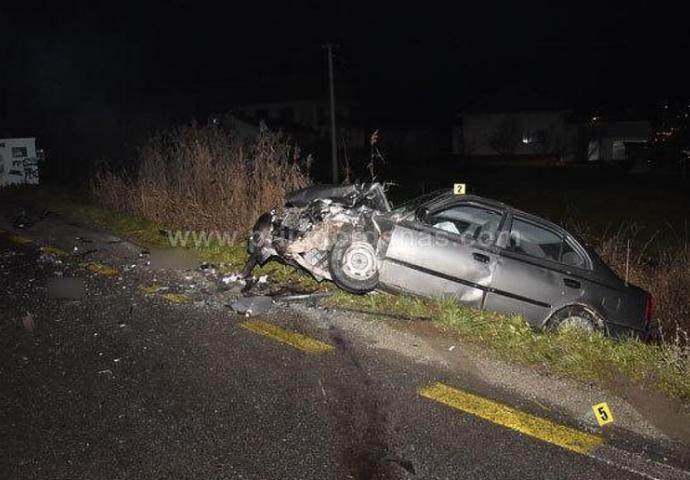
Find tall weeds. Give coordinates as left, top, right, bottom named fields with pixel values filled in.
left=583, top=224, right=690, bottom=354
left=91, top=123, right=310, bottom=237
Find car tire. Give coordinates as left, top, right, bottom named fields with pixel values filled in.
left=329, top=230, right=379, bottom=294
left=547, top=306, right=601, bottom=333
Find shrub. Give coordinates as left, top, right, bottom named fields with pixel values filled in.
left=582, top=224, right=690, bottom=354
left=91, top=122, right=311, bottom=238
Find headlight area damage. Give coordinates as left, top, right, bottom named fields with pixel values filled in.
left=241, top=183, right=391, bottom=293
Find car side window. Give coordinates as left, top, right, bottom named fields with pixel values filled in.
left=508, top=218, right=562, bottom=262
left=427, top=204, right=503, bottom=243
left=508, top=218, right=588, bottom=268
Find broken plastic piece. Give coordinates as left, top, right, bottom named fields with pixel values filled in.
left=229, top=296, right=274, bottom=315
left=272, top=292, right=333, bottom=303
left=37, top=253, right=62, bottom=265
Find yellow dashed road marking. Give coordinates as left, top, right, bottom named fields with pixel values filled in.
left=418, top=383, right=604, bottom=454
left=10, top=235, right=33, bottom=245
left=40, top=246, right=68, bottom=256
left=139, top=285, right=189, bottom=304
left=140, top=284, right=166, bottom=295
left=238, top=320, right=334, bottom=353
left=160, top=293, right=190, bottom=304
left=83, top=262, right=118, bottom=277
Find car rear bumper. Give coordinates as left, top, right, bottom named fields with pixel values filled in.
left=606, top=321, right=650, bottom=341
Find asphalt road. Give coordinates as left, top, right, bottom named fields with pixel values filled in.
left=0, top=219, right=688, bottom=480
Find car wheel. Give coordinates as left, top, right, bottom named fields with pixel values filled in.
left=547, top=306, right=600, bottom=333
left=329, top=230, right=379, bottom=294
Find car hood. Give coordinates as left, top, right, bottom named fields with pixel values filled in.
left=286, top=183, right=391, bottom=212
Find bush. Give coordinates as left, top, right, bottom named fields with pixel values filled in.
left=91, top=122, right=311, bottom=238
left=584, top=225, right=690, bottom=354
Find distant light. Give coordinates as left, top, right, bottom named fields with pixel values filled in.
left=591, top=116, right=600, bottom=121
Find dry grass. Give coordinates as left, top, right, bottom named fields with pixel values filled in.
left=91, top=122, right=311, bottom=237
left=581, top=224, right=690, bottom=354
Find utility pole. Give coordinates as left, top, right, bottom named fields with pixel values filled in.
left=324, top=44, right=339, bottom=184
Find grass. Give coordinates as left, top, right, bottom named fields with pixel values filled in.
left=91, top=122, right=310, bottom=238
left=327, top=291, right=690, bottom=403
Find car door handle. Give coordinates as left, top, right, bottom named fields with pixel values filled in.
left=472, top=252, right=490, bottom=264
left=563, top=278, right=581, bottom=289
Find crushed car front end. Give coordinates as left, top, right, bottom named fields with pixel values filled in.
left=243, top=183, right=391, bottom=292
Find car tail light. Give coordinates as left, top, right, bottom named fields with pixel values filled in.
left=644, top=294, right=653, bottom=322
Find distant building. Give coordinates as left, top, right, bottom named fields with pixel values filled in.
left=454, top=88, right=577, bottom=161
left=0, top=138, right=39, bottom=186
left=583, top=119, right=651, bottom=161
left=454, top=89, right=652, bottom=163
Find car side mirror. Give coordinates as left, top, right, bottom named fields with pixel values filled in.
left=416, top=207, right=430, bottom=224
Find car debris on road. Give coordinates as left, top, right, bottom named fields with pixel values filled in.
left=229, top=295, right=274, bottom=316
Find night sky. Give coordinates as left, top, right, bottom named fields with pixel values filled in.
left=1, top=1, right=688, bottom=160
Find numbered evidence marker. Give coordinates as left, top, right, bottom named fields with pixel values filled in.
left=453, top=183, right=466, bottom=195
left=592, top=402, right=614, bottom=427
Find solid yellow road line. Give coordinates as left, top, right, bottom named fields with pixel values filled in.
left=238, top=320, right=334, bottom=353
left=418, top=383, right=604, bottom=454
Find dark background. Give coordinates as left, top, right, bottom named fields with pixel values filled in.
left=0, top=1, right=688, bottom=181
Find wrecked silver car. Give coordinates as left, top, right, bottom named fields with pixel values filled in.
left=243, top=184, right=652, bottom=339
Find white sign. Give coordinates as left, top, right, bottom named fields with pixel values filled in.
left=0, top=138, right=39, bottom=186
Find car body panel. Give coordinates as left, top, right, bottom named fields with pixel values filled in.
left=379, top=220, right=498, bottom=308
left=483, top=252, right=565, bottom=326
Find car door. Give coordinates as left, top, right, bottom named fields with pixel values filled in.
left=379, top=200, right=505, bottom=308
left=483, top=214, right=590, bottom=326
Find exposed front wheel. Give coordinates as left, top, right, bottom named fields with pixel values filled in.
left=329, top=232, right=379, bottom=294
